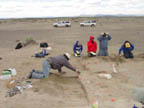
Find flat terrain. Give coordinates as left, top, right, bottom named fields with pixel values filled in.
left=0, top=17, right=144, bottom=108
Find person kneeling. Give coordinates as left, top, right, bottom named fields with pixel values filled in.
left=87, top=36, right=97, bottom=57
left=73, top=41, right=83, bottom=57
left=28, top=53, right=80, bottom=79
left=119, top=41, right=134, bottom=59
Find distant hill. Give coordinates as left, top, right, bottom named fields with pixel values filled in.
left=0, top=14, right=144, bottom=20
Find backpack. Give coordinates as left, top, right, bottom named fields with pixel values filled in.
left=40, top=42, right=48, bottom=48
left=15, top=43, right=23, bottom=49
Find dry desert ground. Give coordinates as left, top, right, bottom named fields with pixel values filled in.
left=0, top=17, right=144, bottom=108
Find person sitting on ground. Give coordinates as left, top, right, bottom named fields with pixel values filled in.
left=97, top=32, right=112, bottom=56
left=28, top=53, right=80, bottom=79
left=119, top=40, right=134, bottom=58
left=87, top=36, right=97, bottom=57
left=33, top=47, right=52, bottom=58
left=73, top=41, right=83, bottom=57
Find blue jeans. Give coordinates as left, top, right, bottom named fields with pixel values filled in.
left=35, top=53, right=45, bottom=58
left=98, top=48, right=108, bottom=56
left=32, top=59, right=51, bottom=79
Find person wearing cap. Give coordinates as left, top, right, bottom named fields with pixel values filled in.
left=97, top=32, right=112, bottom=56
left=28, top=53, right=80, bottom=79
left=119, top=41, right=134, bottom=58
left=87, top=36, right=97, bottom=57
left=73, top=41, right=83, bottom=57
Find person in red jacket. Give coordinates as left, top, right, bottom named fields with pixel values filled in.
left=87, top=36, right=97, bottom=57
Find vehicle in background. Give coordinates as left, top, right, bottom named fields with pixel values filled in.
left=80, top=21, right=96, bottom=27
left=53, top=21, right=71, bottom=27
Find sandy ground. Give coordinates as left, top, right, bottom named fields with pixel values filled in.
left=0, top=17, right=144, bottom=108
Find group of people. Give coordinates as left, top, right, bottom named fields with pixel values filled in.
left=73, top=32, right=134, bottom=58
left=28, top=32, right=135, bottom=79
left=73, top=33, right=112, bottom=57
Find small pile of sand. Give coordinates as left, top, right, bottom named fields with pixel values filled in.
left=137, top=53, right=144, bottom=58
left=132, top=53, right=144, bottom=61
left=23, top=38, right=37, bottom=47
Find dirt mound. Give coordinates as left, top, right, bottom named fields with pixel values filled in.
left=98, top=54, right=126, bottom=63
left=23, top=38, right=38, bottom=47
left=136, top=53, right=144, bottom=59
left=15, top=38, right=38, bottom=50
left=132, top=53, right=144, bottom=61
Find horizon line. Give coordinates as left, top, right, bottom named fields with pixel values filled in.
left=0, top=14, right=144, bottom=20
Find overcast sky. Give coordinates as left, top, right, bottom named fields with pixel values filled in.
left=0, top=0, right=144, bottom=18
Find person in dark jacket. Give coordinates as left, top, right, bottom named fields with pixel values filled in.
left=73, top=41, right=83, bottom=57
left=97, top=32, right=112, bottom=56
left=119, top=41, right=134, bottom=58
left=28, top=53, right=80, bottom=79
left=87, top=36, right=97, bottom=57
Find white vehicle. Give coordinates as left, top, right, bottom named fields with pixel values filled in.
left=80, top=21, right=96, bottom=27
left=53, top=21, right=71, bottom=27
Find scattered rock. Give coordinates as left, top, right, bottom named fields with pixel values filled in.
left=98, top=73, right=112, bottom=79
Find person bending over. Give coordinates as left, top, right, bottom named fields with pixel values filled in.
left=28, top=53, right=80, bottom=79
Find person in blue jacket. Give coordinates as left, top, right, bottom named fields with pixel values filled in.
left=33, top=47, right=52, bottom=58
left=73, top=41, right=83, bottom=57
left=35, top=49, right=48, bottom=58
left=119, top=41, right=134, bottom=58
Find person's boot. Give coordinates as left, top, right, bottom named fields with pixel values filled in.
left=27, top=69, right=35, bottom=79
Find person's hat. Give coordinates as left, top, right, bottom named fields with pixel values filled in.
left=125, top=42, right=131, bottom=48
left=64, top=53, right=71, bottom=59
